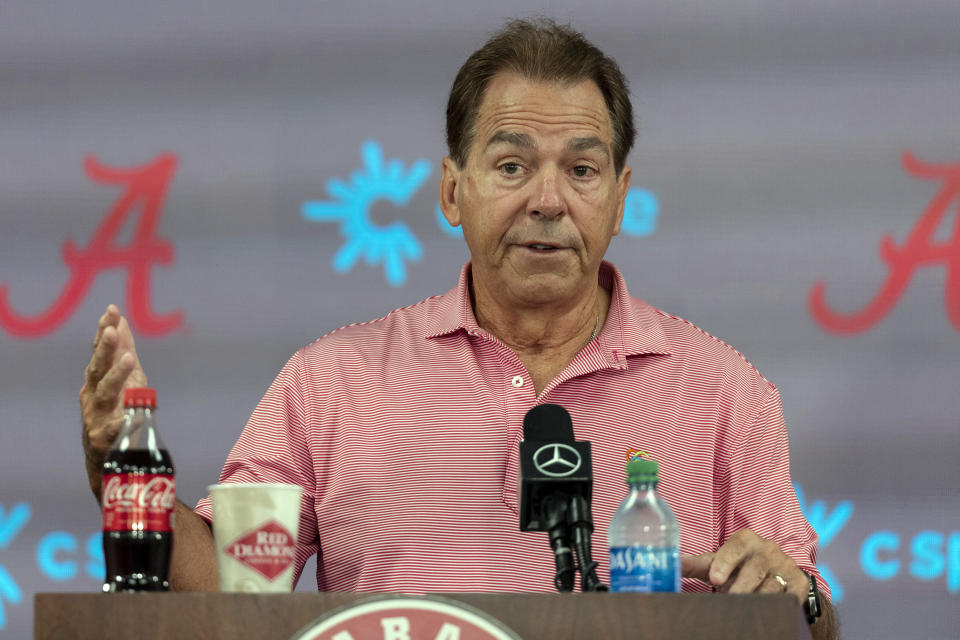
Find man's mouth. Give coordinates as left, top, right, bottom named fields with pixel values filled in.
left=522, top=242, right=564, bottom=252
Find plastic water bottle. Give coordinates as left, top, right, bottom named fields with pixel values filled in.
left=608, top=458, right=681, bottom=592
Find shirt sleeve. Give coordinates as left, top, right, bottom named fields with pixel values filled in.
left=194, top=348, right=320, bottom=587
left=721, top=383, right=832, bottom=600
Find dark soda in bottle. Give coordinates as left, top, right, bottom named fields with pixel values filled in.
left=101, top=387, right=175, bottom=591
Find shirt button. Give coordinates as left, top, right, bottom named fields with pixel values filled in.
left=511, top=376, right=524, bottom=388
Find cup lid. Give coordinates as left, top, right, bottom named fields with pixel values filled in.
left=207, top=482, right=303, bottom=492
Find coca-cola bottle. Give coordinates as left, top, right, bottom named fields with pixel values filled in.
left=101, top=387, right=175, bottom=591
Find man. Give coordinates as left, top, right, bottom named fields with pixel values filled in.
left=80, top=18, right=836, bottom=637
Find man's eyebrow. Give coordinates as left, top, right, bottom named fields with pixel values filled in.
left=483, top=131, right=611, bottom=161
left=567, top=137, right=610, bottom=160
left=484, top=130, right=536, bottom=151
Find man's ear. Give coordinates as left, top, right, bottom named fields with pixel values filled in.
left=440, top=157, right=462, bottom=227
left=612, top=165, right=631, bottom=236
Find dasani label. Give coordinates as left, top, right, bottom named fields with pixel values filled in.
left=609, top=545, right=680, bottom=592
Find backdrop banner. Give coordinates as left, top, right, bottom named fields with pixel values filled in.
left=2, top=2, right=958, bottom=638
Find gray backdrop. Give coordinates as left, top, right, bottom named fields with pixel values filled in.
left=1, top=1, right=959, bottom=638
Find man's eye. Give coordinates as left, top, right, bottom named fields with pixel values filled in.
left=499, top=162, right=522, bottom=176
left=572, top=165, right=596, bottom=178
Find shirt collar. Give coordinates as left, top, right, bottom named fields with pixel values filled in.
left=425, top=261, right=672, bottom=358
left=599, top=261, right=672, bottom=357
left=424, top=263, right=482, bottom=339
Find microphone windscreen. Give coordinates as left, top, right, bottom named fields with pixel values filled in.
left=522, top=404, right=575, bottom=442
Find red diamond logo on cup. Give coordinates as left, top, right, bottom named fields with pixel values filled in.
left=224, top=519, right=296, bottom=581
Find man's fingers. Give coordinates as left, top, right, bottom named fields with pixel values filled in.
left=85, top=325, right=119, bottom=388
left=715, top=566, right=739, bottom=593
left=92, top=305, right=121, bottom=354
left=83, top=413, right=124, bottom=458
left=113, top=315, right=146, bottom=375
left=725, top=553, right=769, bottom=594
left=93, top=352, right=136, bottom=409
left=757, top=570, right=808, bottom=604
left=85, top=307, right=146, bottom=393
left=706, top=529, right=810, bottom=602
left=709, top=529, right=755, bottom=585
left=681, top=553, right=715, bottom=582
left=86, top=305, right=123, bottom=388
left=757, top=573, right=787, bottom=594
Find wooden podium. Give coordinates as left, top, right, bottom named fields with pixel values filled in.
left=35, top=592, right=812, bottom=639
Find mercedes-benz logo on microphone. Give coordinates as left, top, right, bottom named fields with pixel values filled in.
left=533, top=443, right=583, bottom=477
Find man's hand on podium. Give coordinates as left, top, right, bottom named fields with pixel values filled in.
left=681, top=529, right=808, bottom=603
left=681, top=529, right=837, bottom=639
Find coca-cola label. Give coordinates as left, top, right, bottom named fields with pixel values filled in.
left=224, top=520, right=297, bottom=581
left=102, top=473, right=176, bottom=532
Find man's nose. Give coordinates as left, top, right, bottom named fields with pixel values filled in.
left=528, top=168, right=565, bottom=219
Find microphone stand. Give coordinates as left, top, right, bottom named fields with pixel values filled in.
left=543, top=494, right=576, bottom=592
left=568, top=494, right=608, bottom=592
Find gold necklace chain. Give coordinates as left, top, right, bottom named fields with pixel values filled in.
left=581, top=313, right=600, bottom=351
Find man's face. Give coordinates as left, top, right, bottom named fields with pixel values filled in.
left=440, top=72, right=630, bottom=309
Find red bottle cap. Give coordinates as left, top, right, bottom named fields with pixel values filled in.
left=123, top=387, right=157, bottom=408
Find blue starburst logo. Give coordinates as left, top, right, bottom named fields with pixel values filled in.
left=302, top=141, right=430, bottom=287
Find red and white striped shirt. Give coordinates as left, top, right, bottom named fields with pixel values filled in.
left=195, top=262, right=827, bottom=597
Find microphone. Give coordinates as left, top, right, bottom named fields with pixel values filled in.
left=520, top=404, right=605, bottom=591
left=519, top=404, right=592, bottom=531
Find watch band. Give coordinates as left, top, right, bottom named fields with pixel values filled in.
left=801, top=570, right=822, bottom=623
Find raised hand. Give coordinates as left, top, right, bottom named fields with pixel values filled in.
left=79, top=304, right=148, bottom=500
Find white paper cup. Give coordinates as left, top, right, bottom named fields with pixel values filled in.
left=208, top=483, right=303, bottom=593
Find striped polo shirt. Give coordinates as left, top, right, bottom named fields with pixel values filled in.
left=195, top=261, right=827, bottom=597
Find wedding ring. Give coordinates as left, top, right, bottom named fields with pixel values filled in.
left=774, top=574, right=788, bottom=592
